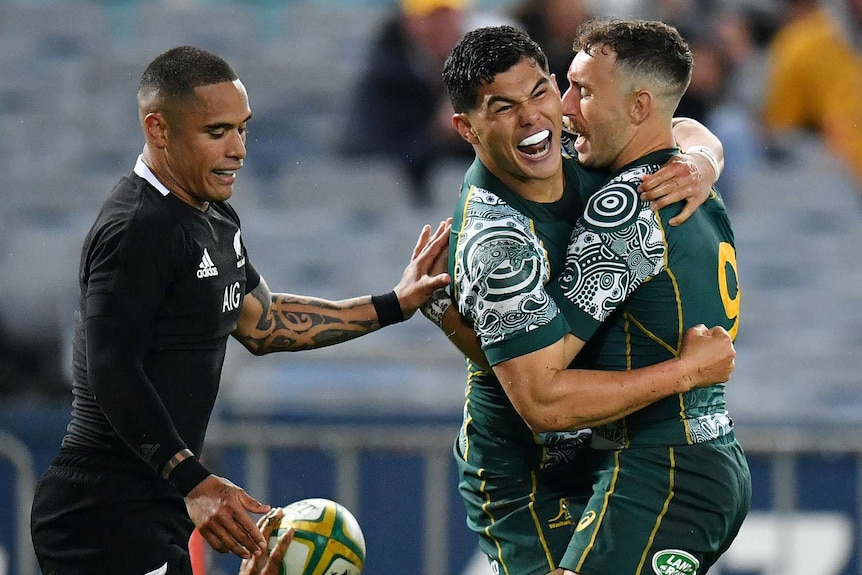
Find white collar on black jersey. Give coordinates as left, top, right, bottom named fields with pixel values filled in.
left=134, top=154, right=171, bottom=197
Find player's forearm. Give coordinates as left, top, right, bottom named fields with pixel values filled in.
left=237, top=292, right=386, bottom=354
left=441, top=305, right=489, bottom=369
left=672, top=117, right=724, bottom=179
left=86, top=315, right=194, bottom=476
left=511, top=358, right=694, bottom=432
left=421, top=293, right=490, bottom=369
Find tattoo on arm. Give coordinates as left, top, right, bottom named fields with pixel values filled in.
left=236, top=290, right=378, bottom=354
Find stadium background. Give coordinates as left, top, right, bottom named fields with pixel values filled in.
left=0, top=0, right=860, bottom=574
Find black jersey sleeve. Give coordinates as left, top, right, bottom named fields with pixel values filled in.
left=84, top=303, right=193, bottom=476
left=223, top=200, right=260, bottom=294
left=244, top=256, right=260, bottom=294
left=80, top=194, right=211, bottom=486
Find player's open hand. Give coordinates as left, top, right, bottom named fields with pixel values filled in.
left=239, top=508, right=294, bottom=575
left=639, top=153, right=714, bottom=226
left=185, top=475, right=270, bottom=560
left=394, top=219, right=452, bottom=318
left=678, top=324, right=736, bottom=389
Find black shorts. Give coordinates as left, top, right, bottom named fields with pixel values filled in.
left=31, top=449, right=195, bottom=575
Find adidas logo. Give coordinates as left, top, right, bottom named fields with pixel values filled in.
left=196, top=248, right=219, bottom=278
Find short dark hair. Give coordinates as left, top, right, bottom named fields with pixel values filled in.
left=442, top=25, right=548, bottom=113
left=574, top=19, right=692, bottom=101
left=138, top=46, right=238, bottom=103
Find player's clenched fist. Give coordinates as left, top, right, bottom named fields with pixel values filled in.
left=679, top=324, right=736, bottom=389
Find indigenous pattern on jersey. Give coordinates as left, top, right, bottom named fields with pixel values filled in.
left=454, top=187, right=559, bottom=351
left=550, top=149, right=740, bottom=447
left=558, top=166, right=665, bottom=322
left=451, top=158, right=584, bottom=365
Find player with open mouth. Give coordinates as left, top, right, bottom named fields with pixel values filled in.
left=517, top=128, right=552, bottom=159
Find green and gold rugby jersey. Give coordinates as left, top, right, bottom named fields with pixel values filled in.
left=451, top=159, right=580, bottom=364
left=450, top=155, right=591, bottom=472
left=550, top=148, right=741, bottom=447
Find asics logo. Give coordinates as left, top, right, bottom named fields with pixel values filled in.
left=197, top=248, right=219, bottom=278
left=576, top=510, right=597, bottom=532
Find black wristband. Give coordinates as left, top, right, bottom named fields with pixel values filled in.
left=167, top=456, right=212, bottom=496
left=371, top=291, right=405, bottom=327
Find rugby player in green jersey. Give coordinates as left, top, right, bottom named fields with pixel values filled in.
left=422, top=24, right=738, bottom=575
left=547, top=20, right=750, bottom=574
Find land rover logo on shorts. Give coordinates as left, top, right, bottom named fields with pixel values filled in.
left=652, top=549, right=700, bottom=574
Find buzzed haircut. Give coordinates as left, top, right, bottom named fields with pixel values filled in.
left=138, top=46, right=238, bottom=103
left=574, top=19, right=693, bottom=102
left=443, top=25, right=549, bottom=113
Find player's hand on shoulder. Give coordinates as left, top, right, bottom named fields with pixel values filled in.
left=678, top=324, right=735, bottom=389
left=239, top=508, right=294, bottom=575
left=393, top=219, right=452, bottom=319
left=639, top=154, right=713, bottom=226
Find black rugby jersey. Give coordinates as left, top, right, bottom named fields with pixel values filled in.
left=63, top=158, right=260, bottom=478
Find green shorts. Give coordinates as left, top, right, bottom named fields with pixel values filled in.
left=560, top=433, right=751, bottom=575
left=455, top=427, right=593, bottom=575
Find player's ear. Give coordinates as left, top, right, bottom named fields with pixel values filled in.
left=143, top=112, right=169, bottom=148
left=630, top=90, right=652, bottom=125
left=453, top=113, right=478, bottom=144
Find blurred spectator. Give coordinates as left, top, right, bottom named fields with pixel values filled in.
left=510, top=0, right=593, bottom=92
left=584, top=0, right=719, bottom=25
left=762, top=0, right=862, bottom=191
left=341, top=0, right=474, bottom=206
left=675, top=30, right=730, bottom=124
left=672, top=8, right=774, bottom=205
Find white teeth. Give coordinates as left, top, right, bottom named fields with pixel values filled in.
left=518, top=130, right=550, bottom=147
left=562, top=116, right=574, bottom=131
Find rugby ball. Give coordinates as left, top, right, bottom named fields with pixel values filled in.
left=270, top=498, right=366, bottom=575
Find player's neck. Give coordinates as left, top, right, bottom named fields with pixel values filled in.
left=141, top=150, right=210, bottom=212
left=510, top=169, right=565, bottom=203
left=610, top=128, right=674, bottom=172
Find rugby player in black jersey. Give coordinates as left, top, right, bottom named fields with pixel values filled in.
left=30, top=46, right=451, bottom=575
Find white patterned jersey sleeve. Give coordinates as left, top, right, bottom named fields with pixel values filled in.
left=557, top=167, right=667, bottom=336
left=454, top=186, right=564, bottom=362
